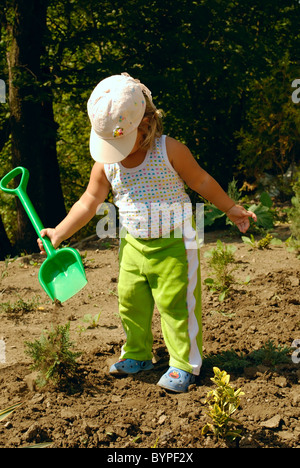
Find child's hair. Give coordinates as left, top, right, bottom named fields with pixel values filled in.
left=138, top=93, right=164, bottom=151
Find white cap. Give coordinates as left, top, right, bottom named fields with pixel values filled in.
left=87, top=74, right=147, bottom=163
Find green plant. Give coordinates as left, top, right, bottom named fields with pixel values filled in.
left=246, top=192, right=274, bottom=230
left=76, top=312, right=101, bottom=334
left=288, top=173, right=300, bottom=256
left=25, top=322, right=82, bottom=389
left=0, top=402, right=22, bottom=421
left=202, top=367, right=244, bottom=442
left=249, top=339, right=291, bottom=367
left=242, top=232, right=275, bottom=250
left=203, top=349, right=251, bottom=374
left=203, top=340, right=292, bottom=373
left=204, top=240, right=238, bottom=301
left=0, top=295, right=40, bottom=314
left=204, top=188, right=274, bottom=231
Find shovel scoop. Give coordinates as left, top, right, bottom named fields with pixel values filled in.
left=0, top=167, right=87, bottom=303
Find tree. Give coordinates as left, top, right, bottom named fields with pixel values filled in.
left=3, top=0, right=66, bottom=253
left=0, top=216, right=13, bottom=260
left=237, top=55, right=300, bottom=184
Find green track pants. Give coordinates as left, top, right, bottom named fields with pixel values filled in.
left=117, top=223, right=202, bottom=375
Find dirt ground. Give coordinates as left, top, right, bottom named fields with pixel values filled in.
left=0, top=223, right=299, bottom=449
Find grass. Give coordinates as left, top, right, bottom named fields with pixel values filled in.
left=203, top=340, right=293, bottom=374
left=0, top=295, right=41, bottom=314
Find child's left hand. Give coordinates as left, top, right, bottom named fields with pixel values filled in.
left=226, top=205, right=257, bottom=233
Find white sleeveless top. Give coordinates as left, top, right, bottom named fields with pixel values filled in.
left=104, top=135, right=192, bottom=238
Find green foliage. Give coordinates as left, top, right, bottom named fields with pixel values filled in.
left=76, top=312, right=101, bottom=334
left=204, top=178, right=240, bottom=229
left=236, top=54, right=300, bottom=182
left=205, top=185, right=275, bottom=231
left=203, top=350, right=252, bottom=374
left=0, top=402, right=23, bottom=422
left=0, top=295, right=40, bottom=314
left=203, top=340, right=292, bottom=373
left=204, top=240, right=238, bottom=301
left=249, top=339, right=291, bottom=367
left=247, top=192, right=274, bottom=230
left=288, top=173, right=300, bottom=255
left=242, top=232, right=275, bottom=250
left=1, top=0, right=299, bottom=250
left=202, top=367, right=244, bottom=442
left=25, top=322, right=82, bottom=390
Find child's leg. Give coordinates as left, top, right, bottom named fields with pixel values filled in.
left=148, top=228, right=202, bottom=376
left=117, top=235, right=155, bottom=361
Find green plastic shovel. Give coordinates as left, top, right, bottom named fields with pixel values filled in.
left=0, top=167, right=87, bottom=303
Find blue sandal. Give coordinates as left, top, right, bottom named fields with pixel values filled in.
left=109, top=358, right=154, bottom=375
left=157, top=367, right=195, bottom=393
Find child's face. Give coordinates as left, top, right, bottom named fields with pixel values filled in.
left=128, top=118, right=149, bottom=156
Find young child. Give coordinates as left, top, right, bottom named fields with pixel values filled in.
left=38, top=73, right=256, bottom=393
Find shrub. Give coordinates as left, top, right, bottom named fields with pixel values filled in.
left=202, top=367, right=244, bottom=442
left=25, top=322, right=82, bottom=390
left=289, top=173, right=300, bottom=254
left=204, top=240, right=238, bottom=301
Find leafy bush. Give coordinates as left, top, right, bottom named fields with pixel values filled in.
left=202, top=367, right=244, bottom=442
left=25, top=322, right=82, bottom=390
left=204, top=240, right=238, bottom=301
left=204, top=189, right=274, bottom=231
left=289, top=173, right=300, bottom=254
left=0, top=295, right=40, bottom=314
left=203, top=340, right=292, bottom=373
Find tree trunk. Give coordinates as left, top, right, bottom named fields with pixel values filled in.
left=7, top=0, right=66, bottom=253
left=0, top=216, right=13, bottom=260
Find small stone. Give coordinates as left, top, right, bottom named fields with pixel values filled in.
left=289, top=277, right=299, bottom=287
left=24, top=372, right=38, bottom=392
left=158, top=414, right=167, bottom=425
left=274, top=376, right=288, bottom=388
left=261, top=415, right=283, bottom=429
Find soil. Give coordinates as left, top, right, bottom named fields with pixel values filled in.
left=0, top=224, right=299, bottom=449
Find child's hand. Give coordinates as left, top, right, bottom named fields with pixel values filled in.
left=37, top=228, right=62, bottom=254
left=226, top=205, right=257, bottom=233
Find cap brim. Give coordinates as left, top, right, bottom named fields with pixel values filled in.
left=89, top=128, right=137, bottom=164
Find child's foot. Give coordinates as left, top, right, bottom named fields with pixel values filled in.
left=157, top=366, right=195, bottom=393
left=109, top=358, right=154, bottom=375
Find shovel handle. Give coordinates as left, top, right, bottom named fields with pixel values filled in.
left=0, top=166, right=30, bottom=193
left=0, top=167, right=56, bottom=257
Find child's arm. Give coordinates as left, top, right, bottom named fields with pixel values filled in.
left=166, top=137, right=257, bottom=233
left=38, top=163, right=111, bottom=253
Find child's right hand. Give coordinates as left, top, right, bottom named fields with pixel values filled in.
left=37, top=228, right=62, bottom=254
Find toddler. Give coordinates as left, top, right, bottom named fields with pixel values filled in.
left=38, top=73, right=256, bottom=393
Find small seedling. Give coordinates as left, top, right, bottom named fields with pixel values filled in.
left=242, top=233, right=275, bottom=250
left=76, top=312, right=101, bottom=334
left=25, top=322, right=82, bottom=389
left=202, top=367, right=244, bottom=442
left=0, top=295, right=40, bottom=314
left=249, top=339, right=291, bottom=367
left=204, top=240, right=238, bottom=301
left=80, top=251, right=95, bottom=267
